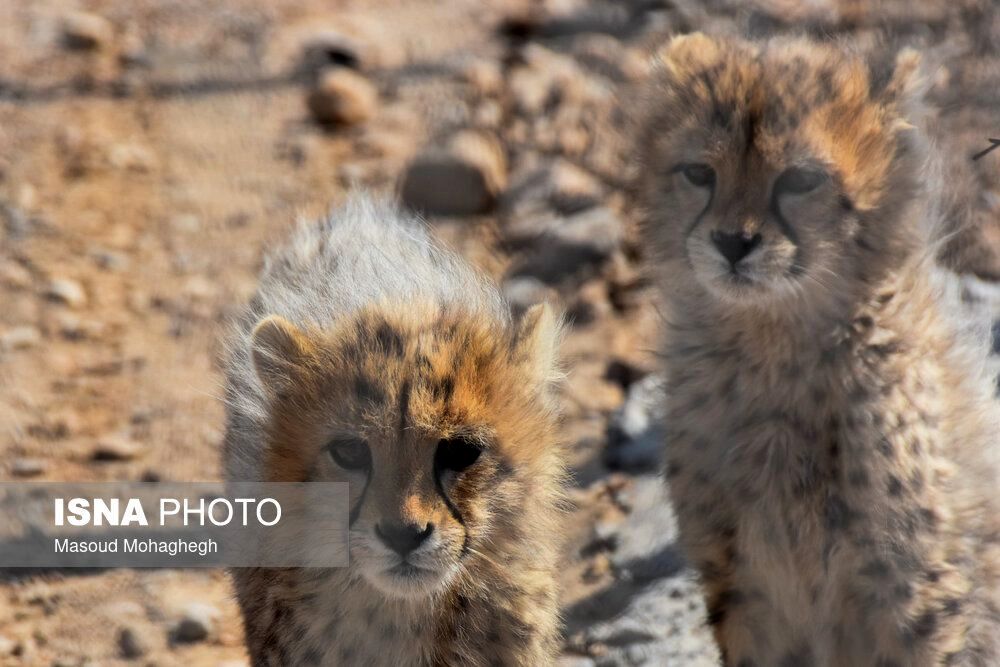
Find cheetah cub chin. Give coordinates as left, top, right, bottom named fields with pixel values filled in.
left=639, top=34, right=1000, bottom=666
left=222, top=196, right=566, bottom=666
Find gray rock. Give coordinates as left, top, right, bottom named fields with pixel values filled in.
left=605, top=374, right=666, bottom=473
left=45, top=278, right=88, bottom=309
left=564, top=476, right=718, bottom=666
left=11, top=458, right=47, bottom=477
left=1, top=326, right=42, bottom=351
left=507, top=207, right=623, bottom=286
left=91, top=436, right=145, bottom=462
left=400, top=131, right=507, bottom=216
left=307, top=68, right=378, bottom=127
left=502, top=160, right=604, bottom=218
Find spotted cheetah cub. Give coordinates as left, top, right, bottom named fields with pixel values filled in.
left=637, top=34, right=1000, bottom=666
left=222, top=196, right=565, bottom=666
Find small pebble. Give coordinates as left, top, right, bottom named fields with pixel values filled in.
left=11, top=458, right=47, bottom=477
left=91, top=436, right=145, bottom=462
left=45, top=279, right=88, bottom=308
left=171, top=603, right=219, bottom=643
left=1, top=326, right=42, bottom=351
left=60, top=12, right=113, bottom=51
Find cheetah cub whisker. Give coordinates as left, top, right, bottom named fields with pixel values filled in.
left=223, top=195, right=566, bottom=666
left=638, top=34, right=1000, bottom=666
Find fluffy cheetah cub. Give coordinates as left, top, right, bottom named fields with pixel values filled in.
left=223, top=196, right=565, bottom=666
left=638, top=34, right=1000, bottom=666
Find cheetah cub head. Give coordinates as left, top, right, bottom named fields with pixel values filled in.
left=249, top=302, right=561, bottom=598
left=639, top=34, right=927, bottom=310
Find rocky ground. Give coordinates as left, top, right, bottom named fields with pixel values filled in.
left=0, top=0, right=998, bottom=665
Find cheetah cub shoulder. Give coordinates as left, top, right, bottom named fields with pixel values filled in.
left=223, top=196, right=566, bottom=666
left=638, top=34, right=1000, bottom=666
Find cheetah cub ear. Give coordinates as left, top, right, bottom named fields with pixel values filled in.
left=658, top=31, right=722, bottom=73
left=873, top=47, right=927, bottom=123
left=513, top=302, right=561, bottom=395
left=250, top=315, right=316, bottom=392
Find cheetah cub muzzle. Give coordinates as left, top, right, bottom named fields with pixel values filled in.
left=222, top=196, right=566, bottom=666
left=638, top=34, right=1000, bottom=666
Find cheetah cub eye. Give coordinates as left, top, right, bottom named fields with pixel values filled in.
left=327, top=437, right=371, bottom=471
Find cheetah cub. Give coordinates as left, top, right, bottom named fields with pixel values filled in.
left=222, top=196, right=565, bottom=666
left=638, top=34, right=1000, bottom=666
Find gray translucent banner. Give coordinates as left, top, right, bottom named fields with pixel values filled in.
left=0, top=482, right=348, bottom=568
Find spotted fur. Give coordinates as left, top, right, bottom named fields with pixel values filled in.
left=222, top=196, right=566, bottom=666
left=638, top=34, right=1000, bottom=666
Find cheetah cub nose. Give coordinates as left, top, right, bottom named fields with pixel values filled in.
left=375, top=521, right=434, bottom=556
left=711, top=230, right=761, bottom=266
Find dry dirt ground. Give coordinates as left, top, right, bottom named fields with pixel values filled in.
left=0, top=0, right=998, bottom=665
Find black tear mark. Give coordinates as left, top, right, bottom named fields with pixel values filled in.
left=375, top=322, right=405, bottom=357
left=348, top=472, right=371, bottom=527
left=433, top=460, right=470, bottom=556
left=971, top=138, right=1000, bottom=161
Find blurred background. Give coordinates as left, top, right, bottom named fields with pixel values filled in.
left=0, top=0, right=998, bottom=664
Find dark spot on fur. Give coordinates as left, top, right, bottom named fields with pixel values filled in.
left=354, top=376, right=386, bottom=405
left=848, top=469, right=869, bottom=487
left=824, top=495, right=854, bottom=531
left=433, top=375, right=455, bottom=402
left=860, top=559, right=891, bottom=578
left=906, top=610, right=938, bottom=644
left=887, top=475, right=903, bottom=496
left=375, top=322, right=405, bottom=357
left=877, top=437, right=894, bottom=458
left=942, top=598, right=962, bottom=615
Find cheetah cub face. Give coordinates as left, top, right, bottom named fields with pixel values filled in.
left=249, top=301, right=560, bottom=599
left=640, top=34, right=925, bottom=308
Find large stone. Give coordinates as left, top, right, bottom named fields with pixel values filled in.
left=507, top=206, right=623, bottom=285
left=502, top=159, right=604, bottom=218
left=307, top=68, right=378, bottom=127
left=399, top=131, right=507, bottom=216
